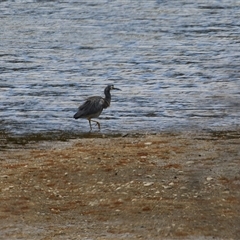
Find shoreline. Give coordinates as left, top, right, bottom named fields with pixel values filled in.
left=1, top=128, right=240, bottom=148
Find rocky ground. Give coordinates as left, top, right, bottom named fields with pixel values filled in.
left=0, top=131, right=240, bottom=239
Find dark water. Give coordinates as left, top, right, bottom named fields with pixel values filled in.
left=1, top=0, right=240, bottom=137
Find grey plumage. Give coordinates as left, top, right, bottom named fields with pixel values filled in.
left=73, top=85, right=121, bottom=130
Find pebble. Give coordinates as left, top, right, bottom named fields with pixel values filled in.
left=34, top=185, right=41, bottom=190
left=186, top=161, right=194, bottom=165
left=162, top=185, right=172, bottom=189
left=0, top=175, right=9, bottom=178
left=3, top=186, right=14, bottom=191
left=206, top=177, right=213, bottom=181
left=223, top=190, right=230, bottom=194
left=143, top=182, right=154, bottom=187
left=146, top=175, right=154, bottom=178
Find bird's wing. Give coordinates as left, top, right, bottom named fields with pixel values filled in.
left=76, top=96, right=104, bottom=118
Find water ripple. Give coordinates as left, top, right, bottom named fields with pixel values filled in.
left=0, top=0, right=240, bottom=136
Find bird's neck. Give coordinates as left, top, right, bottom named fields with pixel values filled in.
left=103, top=89, right=111, bottom=108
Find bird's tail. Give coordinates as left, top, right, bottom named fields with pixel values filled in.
left=73, top=111, right=81, bottom=119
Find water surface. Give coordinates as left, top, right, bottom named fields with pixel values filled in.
left=1, top=0, right=240, bottom=137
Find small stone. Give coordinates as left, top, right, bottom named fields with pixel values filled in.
left=1, top=175, right=8, bottom=178
left=143, top=182, right=154, bottom=187
left=206, top=177, right=213, bottom=181
left=51, top=208, right=60, bottom=214
left=89, top=200, right=98, bottom=206
left=146, top=175, right=153, bottom=178
left=162, top=185, right=172, bottom=189
left=34, top=185, right=41, bottom=190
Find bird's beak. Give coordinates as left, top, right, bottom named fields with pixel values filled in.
left=113, top=87, right=121, bottom=91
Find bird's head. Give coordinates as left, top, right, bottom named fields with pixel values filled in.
left=107, top=84, right=121, bottom=91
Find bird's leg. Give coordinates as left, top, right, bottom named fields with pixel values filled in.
left=90, top=120, right=101, bottom=130
left=88, top=119, right=92, bottom=131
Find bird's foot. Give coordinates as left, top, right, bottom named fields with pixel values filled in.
left=89, top=120, right=101, bottom=131
left=96, top=122, right=101, bottom=130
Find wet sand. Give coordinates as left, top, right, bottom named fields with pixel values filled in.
left=0, top=131, right=240, bottom=239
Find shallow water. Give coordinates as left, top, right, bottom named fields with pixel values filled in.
left=0, top=0, right=240, bottom=137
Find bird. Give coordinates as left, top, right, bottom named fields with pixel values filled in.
left=73, top=85, right=121, bottom=131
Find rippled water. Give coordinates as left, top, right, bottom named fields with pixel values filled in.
left=1, top=0, right=240, bottom=136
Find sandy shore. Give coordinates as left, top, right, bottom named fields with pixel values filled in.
left=0, top=131, right=240, bottom=239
